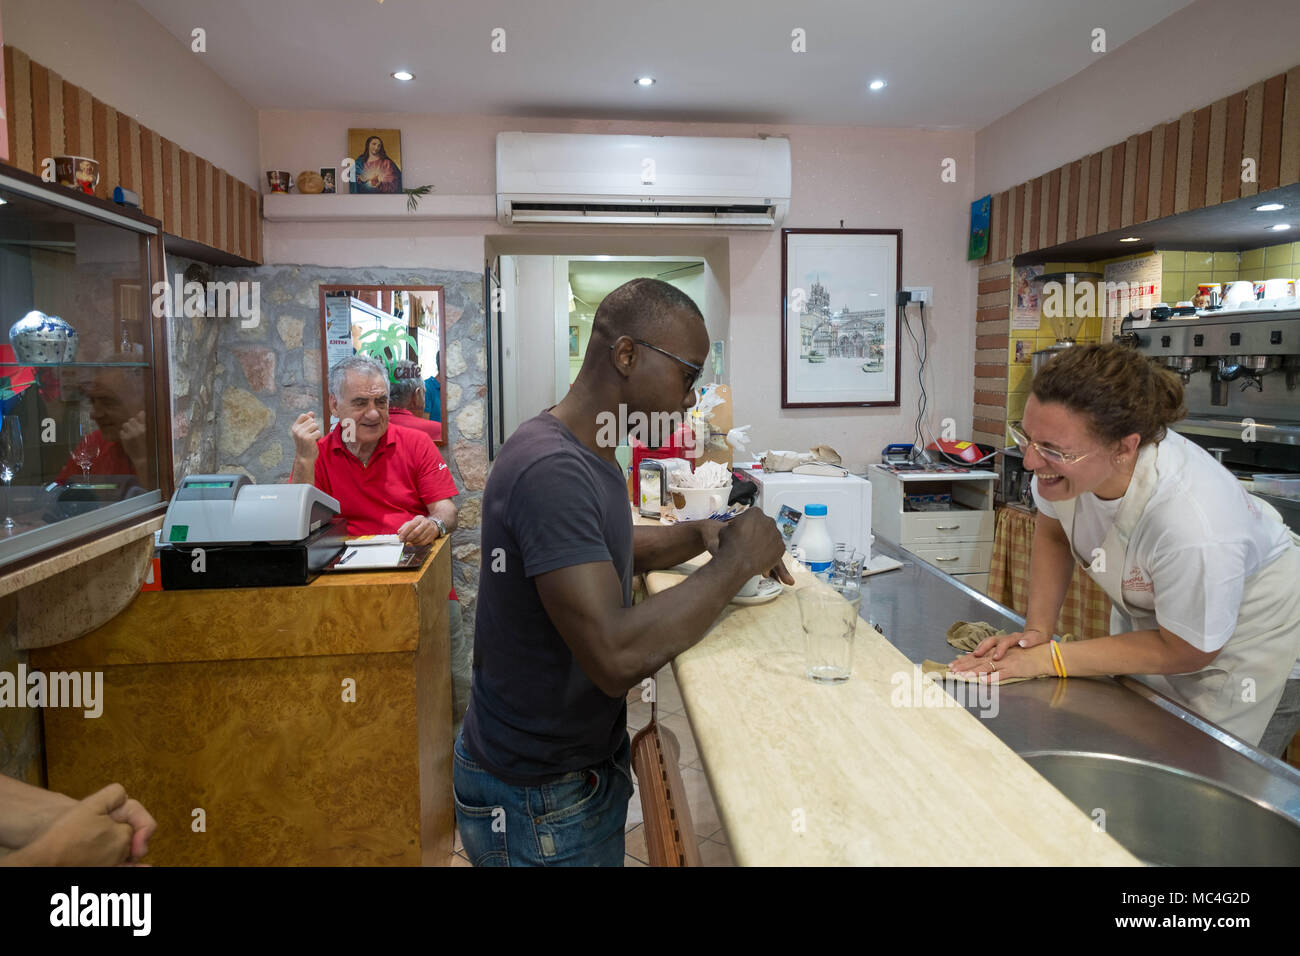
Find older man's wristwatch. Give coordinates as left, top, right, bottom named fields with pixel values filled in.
left=431, top=516, right=448, bottom=538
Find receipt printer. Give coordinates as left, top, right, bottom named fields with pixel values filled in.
left=159, top=475, right=347, bottom=589
left=163, top=474, right=339, bottom=545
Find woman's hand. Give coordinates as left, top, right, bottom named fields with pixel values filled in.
left=971, top=627, right=1051, bottom=664
left=949, top=642, right=1052, bottom=682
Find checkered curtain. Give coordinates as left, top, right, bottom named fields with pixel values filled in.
left=989, top=507, right=1112, bottom=641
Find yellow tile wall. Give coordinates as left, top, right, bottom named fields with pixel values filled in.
left=1160, top=249, right=1238, bottom=304
left=1224, top=240, right=1298, bottom=283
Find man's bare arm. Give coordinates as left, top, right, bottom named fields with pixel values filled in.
left=535, top=509, right=788, bottom=696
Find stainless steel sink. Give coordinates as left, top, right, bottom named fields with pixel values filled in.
left=1023, top=751, right=1300, bottom=866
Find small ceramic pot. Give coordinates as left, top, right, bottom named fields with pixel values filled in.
left=9, top=310, right=79, bottom=364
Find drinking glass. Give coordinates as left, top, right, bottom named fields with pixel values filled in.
left=68, top=411, right=99, bottom=481
left=797, top=583, right=861, bottom=683
left=0, top=416, right=24, bottom=529
left=832, top=544, right=866, bottom=581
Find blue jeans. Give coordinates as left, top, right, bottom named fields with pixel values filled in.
left=453, top=729, right=633, bottom=866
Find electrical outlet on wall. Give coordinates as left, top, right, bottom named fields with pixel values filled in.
left=904, top=286, right=933, bottom=305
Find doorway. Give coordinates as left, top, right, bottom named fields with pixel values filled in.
left=487, top=243, right=729, bottom=457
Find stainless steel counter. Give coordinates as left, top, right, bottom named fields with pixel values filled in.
left=867, top=536, right=1300, bottom=862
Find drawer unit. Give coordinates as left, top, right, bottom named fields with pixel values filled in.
left=867, top=464, right=998, bottom=580
left=899, top=509, right=995, bottom=544
left=906, top=541, right=994, bottom=575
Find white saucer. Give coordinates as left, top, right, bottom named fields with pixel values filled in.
left=730, top=578, right=784, bottom=606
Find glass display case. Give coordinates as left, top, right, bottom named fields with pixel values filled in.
left=0, top=163, right=172, bottom=571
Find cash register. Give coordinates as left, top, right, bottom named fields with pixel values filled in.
left=159, top=474, right=348, bottom=589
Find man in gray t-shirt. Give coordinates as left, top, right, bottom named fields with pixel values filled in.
left=455, top=278, right=789, bottom=867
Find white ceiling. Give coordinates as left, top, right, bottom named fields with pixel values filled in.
left=133, top=0, right=1194, bottom=129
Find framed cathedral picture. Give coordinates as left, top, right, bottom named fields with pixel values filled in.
left=781, top=228, right=902, bottom=407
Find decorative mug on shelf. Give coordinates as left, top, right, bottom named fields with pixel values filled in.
left=266, top=170, right=293, bottom=193
left=54, top=156, right=99, bottom=195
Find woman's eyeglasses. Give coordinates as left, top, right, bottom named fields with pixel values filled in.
left=1007, top=421, right=1095, bottom=465
left=611, top=339, right=704, bottom=389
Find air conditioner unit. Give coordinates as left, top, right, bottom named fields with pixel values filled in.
left=496, top=132, right=790, bottom=228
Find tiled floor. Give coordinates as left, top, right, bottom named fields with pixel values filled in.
left=451, top=665, right=734, bottom=867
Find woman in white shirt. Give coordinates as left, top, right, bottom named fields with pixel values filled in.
left=951, top=343, right=1300, bottom=754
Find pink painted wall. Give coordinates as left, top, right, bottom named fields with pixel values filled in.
left=259, top=112, right=977, bottom=473
left=974, top=0, right=1300, bottom=197
left=0, top=0, right=259, bottom=185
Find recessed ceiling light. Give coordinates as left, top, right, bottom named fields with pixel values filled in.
left=1119, top=236, right=1141, bottom=242
left=869, top=79, right=887, bottom=91
left=1254, top=202, right=1285, bottom=212
left=1270, top=223, right=1291, bottom=231
left=635, top=76, right=655, bottom=87
left=392, top=70, right=414, bottom=81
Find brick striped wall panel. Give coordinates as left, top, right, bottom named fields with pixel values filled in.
left=1, top=46, right=261, bottom=262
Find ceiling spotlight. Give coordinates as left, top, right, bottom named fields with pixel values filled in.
left=1254, top=202, right=1285, bottom=212
left=635, top=76, right=655, bottom=87
left=869, top=79, right=887, bottom=91
left=1270, top=223, right=1291, bottom=231
left=392, top=70, right=414, bottom=81
left=1119, top=236, right=1141, bottom=242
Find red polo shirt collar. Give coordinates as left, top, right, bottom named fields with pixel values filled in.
left=323, top=420, right=396, bottom=464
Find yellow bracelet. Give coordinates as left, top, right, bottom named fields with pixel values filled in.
left=1049, top=640, right=1060, bottom=677
left=1051, top=639, right=1068, bottom=679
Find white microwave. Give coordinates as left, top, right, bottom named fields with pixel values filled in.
left=741, top=466, right=873, bottom=557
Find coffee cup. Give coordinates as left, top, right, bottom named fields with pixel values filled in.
left=1263, top=278, right=1294, bottom=300
left=736, top=574, right=764, bottom=598
left=1222, top=280, right=1255, bottom=308
left=668, top=485, right=726, bottom=521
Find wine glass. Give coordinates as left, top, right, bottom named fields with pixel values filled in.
left=68, top=411, right=99, bottom=482
left=0, top=416, right=24, bottom=530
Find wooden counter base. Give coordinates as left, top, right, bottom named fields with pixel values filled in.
left=32, top=540, right=453, bottom=866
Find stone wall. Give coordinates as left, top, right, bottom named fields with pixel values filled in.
left=193, top=264, right=488, bottom=631
left=166, top=255, right=221, bottom=479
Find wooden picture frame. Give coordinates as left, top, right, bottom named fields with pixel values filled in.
left=781, top=228, right=902, bottom=408
left=347, top=128, right=403, bottom=194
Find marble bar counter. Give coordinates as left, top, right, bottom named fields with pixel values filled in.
left=31, top=538, right=454, bottom=866
left=644, top=551, right=1138, bottom=866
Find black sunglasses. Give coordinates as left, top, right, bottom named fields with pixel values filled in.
left=611, top=338, right=704, bottom=388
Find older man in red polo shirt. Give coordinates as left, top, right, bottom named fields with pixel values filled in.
left=290, top=354, right=457, bottom=541
left=289, top=353, right=469, bottom=726
left=388, top=359, right=442, bottom=443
